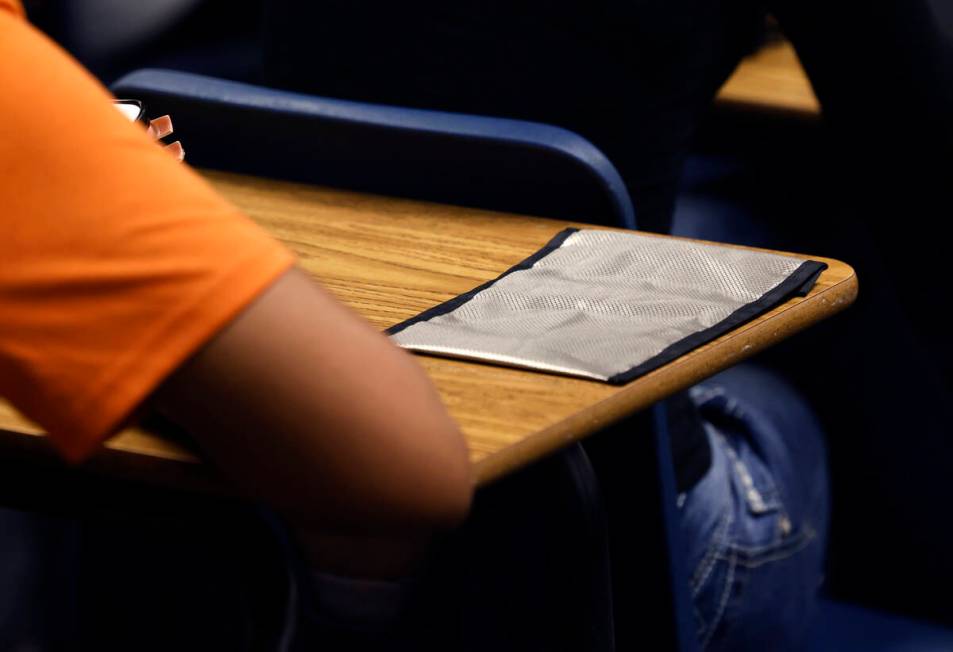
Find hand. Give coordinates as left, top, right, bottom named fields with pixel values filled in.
left=145, top=114, right=185, bottom=162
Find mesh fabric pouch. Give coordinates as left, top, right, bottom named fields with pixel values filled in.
left=387, top=228, right=826, bottom=384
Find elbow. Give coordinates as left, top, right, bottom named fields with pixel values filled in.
left=301, top=416, right=473, bottom=535
left=406, top=421, right=474, bottom=531
left=380, top=418, right=473, bottom=533
left=429, top=445, right=474, bottom=529
left=281, top=414, right=473, bottom=536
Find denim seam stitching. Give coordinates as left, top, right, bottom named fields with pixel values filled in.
left=700, top=548, right=737, bottom=651
left=718, top=432, right=781, bottom=515
left=723, top=525, right=817, bottom=569
left=690, top=511, right=733, bottom=597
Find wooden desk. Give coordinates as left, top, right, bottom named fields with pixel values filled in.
left=0, top=171, right=856, bottom=492
left=716, top=40, right=821, bottom=117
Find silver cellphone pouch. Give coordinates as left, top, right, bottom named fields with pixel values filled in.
left=388, top=228, right=826, bottom=384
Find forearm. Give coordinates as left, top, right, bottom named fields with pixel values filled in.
left=153, top=267, right=473, bottom=536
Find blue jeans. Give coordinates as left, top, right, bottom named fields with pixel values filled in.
left=680, top=365, right=829, bottom=651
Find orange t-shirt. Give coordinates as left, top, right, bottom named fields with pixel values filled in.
left=0, top=0, right=21, bottom=17
left=0, top=1, right=295, bottom=462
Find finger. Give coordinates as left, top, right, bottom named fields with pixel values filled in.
left=147, top=115, right=174, bottom=140
left=164, top=140, right=185, bottom=162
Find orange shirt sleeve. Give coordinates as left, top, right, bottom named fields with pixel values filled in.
left=0, top=0, right=24, bottom=18
left=0, top=7, right=295, bottom=462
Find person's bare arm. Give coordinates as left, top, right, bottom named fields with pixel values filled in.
left=152, top=267, right=473, bottom=536
left=0, top=7, right=469, bottom=576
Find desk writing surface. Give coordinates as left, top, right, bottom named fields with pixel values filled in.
left=0, top=171, right=856, bottom=489
left=716, top=40, right=820, bottom=117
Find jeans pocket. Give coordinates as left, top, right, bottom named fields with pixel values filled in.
left=691, top=434, right=821, bottom=651
left=719, top=430, right=814, bottom=553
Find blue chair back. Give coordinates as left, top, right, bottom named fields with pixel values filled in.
left=111, top=69, right=636, bottom=229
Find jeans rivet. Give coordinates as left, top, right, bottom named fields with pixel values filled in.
left=779, top=515, right=792, bottom=536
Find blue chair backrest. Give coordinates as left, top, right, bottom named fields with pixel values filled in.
left=111, top=69, right=636, bottom=229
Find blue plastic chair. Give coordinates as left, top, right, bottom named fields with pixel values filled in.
left=111, top=69, right=688, bottom=651
left=112, top=69, right=635, bottom=229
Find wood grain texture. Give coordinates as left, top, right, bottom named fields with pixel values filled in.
left=0, top=171, right=856, bottom=490
left=716, top=40, right=821, bottom=117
